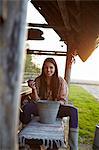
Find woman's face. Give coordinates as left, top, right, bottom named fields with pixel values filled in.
left=44, top=62, right=55, bottom=77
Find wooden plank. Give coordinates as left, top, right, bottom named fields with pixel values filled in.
left=0, top=0, right=28, bottom=149
left=28, top=23, right=65, bottom=30
left=27, top=28, right=44, bottom=40
left=21, top=86, right=32, bottom=96
left=27, top=49, right=67, bottom=56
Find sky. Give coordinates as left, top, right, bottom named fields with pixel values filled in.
left=26, top=1, right=99, bottom=82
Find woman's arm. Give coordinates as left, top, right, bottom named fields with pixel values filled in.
left=57, top=77, right=68, bottom=104
left=31, top=88, right=40, bottom=101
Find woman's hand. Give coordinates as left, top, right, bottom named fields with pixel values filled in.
left=28, top=80, right=40, bottom=101
left=57, top=99, right=68, bottom=105
left=28, top=80, right=36, bottom=90
left=58, top=100, right=65, bottom=105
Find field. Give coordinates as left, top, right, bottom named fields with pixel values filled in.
left=69, top=84, right=99, bottom=144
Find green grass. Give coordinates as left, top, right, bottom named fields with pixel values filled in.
left=69, top=84, right=99, bottom=144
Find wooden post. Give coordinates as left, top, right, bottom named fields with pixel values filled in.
left=64, top=44, right=76, bottom=87
left=0, top=0, right=28, bottom=149
left=64, top=45, right=72, bottom=86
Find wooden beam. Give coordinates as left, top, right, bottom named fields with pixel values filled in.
left=27, top=28, right=44, bottom=40
left=27, top=49, right=67, bottom=56
left=0, top=0, right=28, bottom=149
left=28, top=23, right=65, bottom=30
left=28, top=23, right=50, bottom=28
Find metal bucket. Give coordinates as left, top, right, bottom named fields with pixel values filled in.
left=93, top=125, right=99, bottom=150
left=37, top=100, right=60, bottom=124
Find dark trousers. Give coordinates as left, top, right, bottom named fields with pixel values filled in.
left=20, top=102, right=78, bottom=128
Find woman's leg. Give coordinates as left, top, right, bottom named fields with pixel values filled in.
left=20, top=102, right=38, bottom=124
left=57, top=104, right=78, bottom=150
left=57, top=104, right=78, bottom=128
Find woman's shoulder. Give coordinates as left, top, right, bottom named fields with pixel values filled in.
left=34, top=76, right=42, bottom=88
left=35, top=75, right=41, bottom=82
left=58, top=76, right=66, bottom=82
left=58, top=76, right=68, bottom=86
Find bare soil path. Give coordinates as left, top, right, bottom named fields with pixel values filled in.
left=72, top=82, right=99, bottom=101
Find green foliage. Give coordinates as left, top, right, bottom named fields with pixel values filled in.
left=23, top=54, right=41, bottom=81
left=24, top=54, right=32, bottom=72
left=69, top=84, right=99, bottom=144
left=24, top=54, right=40, bottom=73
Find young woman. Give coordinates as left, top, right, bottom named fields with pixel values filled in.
left=20, top=57, right=78, bottom=150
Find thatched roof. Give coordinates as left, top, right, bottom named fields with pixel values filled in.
left=29, top=0, right=99, bottom=62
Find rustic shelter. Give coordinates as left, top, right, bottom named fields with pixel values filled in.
left=28, top=0, right=99, bottom=85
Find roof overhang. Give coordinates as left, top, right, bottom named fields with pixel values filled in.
left=30, top=0, right=99, bottom=62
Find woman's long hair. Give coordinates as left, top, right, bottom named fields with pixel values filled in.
left=38, top=58, right=59, bottom=100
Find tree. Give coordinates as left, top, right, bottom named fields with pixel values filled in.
left=24, top=54, right=41, bottom=81
left=24, top=54, right=33, bottom=72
